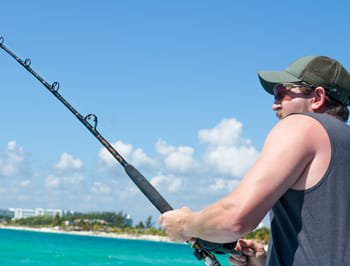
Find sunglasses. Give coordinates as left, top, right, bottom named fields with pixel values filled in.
left=273, top=82, right=312, bottom=102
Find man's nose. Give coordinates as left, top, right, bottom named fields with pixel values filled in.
left=272, top=101, right=281, bottom=111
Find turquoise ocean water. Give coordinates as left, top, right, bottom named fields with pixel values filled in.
left=0, top=229, right=230, bottom=265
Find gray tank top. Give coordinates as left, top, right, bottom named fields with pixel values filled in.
left=267, top=113, right=350, bottom=266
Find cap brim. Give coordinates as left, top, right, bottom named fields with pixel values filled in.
left=258, top=70, right=301, bottom=94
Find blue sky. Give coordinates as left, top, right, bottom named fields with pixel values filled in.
left=0, top=1, right=349, bottom=223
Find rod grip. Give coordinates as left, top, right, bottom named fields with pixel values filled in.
left=124, top=164, right=173, bottom=213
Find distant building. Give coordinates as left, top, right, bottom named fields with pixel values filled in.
left=35, top=208, right=63, bottom=217
left=9, top=208, right=63, bottom=220
left=0, top=209, right=14, bottom=218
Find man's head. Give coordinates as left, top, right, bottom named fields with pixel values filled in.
left=258, top=56, right=350, bottom=121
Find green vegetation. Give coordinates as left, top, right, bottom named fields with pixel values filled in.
left=12, top=215, right=56, bottom=226
left=7, top=212, right=166, bottom=236
left=0, top=215, right=12, bottom=224
left=5, top=211, right=269, bottom=242
left=63, top=211, right=132, bottom=228
left=244, top=227, right=270, bottom=244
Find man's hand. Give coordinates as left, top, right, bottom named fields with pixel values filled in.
left=158, top=206, right=194, bottom=242
left=228, top=239, right=266, bottom=266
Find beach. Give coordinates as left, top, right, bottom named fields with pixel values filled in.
left=0, top=225, right=171, bottom=243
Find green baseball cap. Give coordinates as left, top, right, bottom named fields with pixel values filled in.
left=258, top=56, right=350, bottom=105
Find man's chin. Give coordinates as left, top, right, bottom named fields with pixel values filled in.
left=275, top=112, right=285, bottom=120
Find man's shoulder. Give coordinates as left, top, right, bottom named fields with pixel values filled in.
left=265, top=113, right=329, bottom=154
left=272, top=113, right=322, bottom=136
left=278, top=113, right=348, bottom=137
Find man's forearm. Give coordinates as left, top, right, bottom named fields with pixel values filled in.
left=185, top=200, right=245, bottom=243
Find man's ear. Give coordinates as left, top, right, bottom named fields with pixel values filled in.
left=311, top=87, right=327, bottom=111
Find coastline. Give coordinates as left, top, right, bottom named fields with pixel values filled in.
left=0, top=225, right=171, bottom=243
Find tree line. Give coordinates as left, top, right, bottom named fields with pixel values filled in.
left=4, top=211, right=166, bottom=236
left=1, top=211, right=270, bottom=243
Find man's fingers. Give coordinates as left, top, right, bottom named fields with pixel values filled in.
left=241, top=247, right=255, bottom=256
left=230, top=239, right=267, bottom=266
left=229, top=255, right=248, bottom=266
left=234, top=240, right=254, bottom=256
left=238, top=239, right=266, bottom=253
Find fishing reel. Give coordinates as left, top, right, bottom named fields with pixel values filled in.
left=196, top=239, right=239, bottom=255
left=191, top=239, right=240, bottom=266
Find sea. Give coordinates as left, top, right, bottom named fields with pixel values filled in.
left=0, top=228, right=231, bottom=265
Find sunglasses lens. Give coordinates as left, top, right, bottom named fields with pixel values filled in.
left=273, top=84, right=286, bottom=101
left=273, top=84, right=295, bottom=102
left=274, top=90, right=285, bottom=101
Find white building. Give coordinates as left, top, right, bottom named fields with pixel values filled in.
left=9, top=208, right=63, bottom=220
left=35, top=208, right=63, bottom=217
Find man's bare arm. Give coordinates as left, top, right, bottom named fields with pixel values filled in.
left=160, top=114, right=328, bottom=242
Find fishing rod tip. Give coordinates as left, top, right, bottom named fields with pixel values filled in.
left=0, top=36, right=4, bottom=45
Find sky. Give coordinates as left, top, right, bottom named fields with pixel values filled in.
left=0, top=0, right=349, bottom=224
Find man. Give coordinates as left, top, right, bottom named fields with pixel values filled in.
left=159, top=56, right=350, bottom=265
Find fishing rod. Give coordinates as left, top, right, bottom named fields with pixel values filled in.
left=0, top=36, right=239, bottom=266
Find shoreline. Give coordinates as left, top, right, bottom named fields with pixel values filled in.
left=0, top=225, right=171, bottom=243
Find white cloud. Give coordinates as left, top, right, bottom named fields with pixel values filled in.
left=208, top=178, right=241, bottom=192
left=4, top=117, right=261, bottom=222
left=204, top=146, right=259, bottom=177
left=119, top=186, right=139, bottom=199
left=98, top=141, right=155, bottom=168
left=98, top=141, right=133, bottom=167
left=45, top=173, right=84, bottom=188
left=155, top=139, right=176, bottom=155
left=131, top=148, right=156, bottom=167
left=150, top=174, right=183, bottom=192
left=91, top=182, right=111, bottom=194
left=199, top=118, right=244, bottom=146
left=54, top=152, right=83, bottom=171
left=199, top=119, right=259, bottom=177
left=0, top=141, right=27, bottom=177
left=45, top=152, right=85, bottom=189
left=20, top=180, right=31, bottom=187
left=66, top=173, right=84, bottom=184
left=46, top=174, right=60, bottom=188
left=155, top=139, right=196, bottom=173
